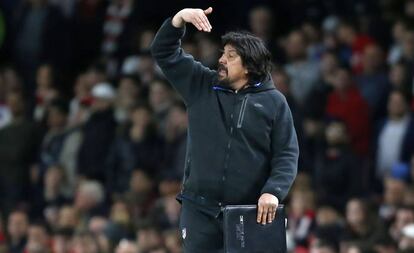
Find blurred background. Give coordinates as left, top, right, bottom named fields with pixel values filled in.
left=0, top=0, right=414, bottom=252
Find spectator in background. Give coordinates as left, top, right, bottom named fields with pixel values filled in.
left=163, top=101, right=187, bottom=178
left=248, top=6, right=273, bottom=46
left=114, top=74, right=142, bottom=124
left=301, top=52, right=339, bottom=170
left=314, top=120, right=363, bottom=210
left=68, top=74, right=92, bottom=128
left=31, top=165, right=69, bottom=220
left=11, top=0, right=64, bottom=93
left=336, top=21, right=374, bottom=74
left=288, top=189, right=316, bottom=250
left=375, top=90, right=414, bottom=179
left=389, top=206, right=414, bottom=242
left=388, top=20, right=407, bottom=65
left=126, top=51, right=158, bottom=86
left=57, top=128, right=83, bottom=199
left=284, top=30, right=320, bottom=106
left=51, top=228, right=73, bottom=253
left=7, top=210, right=29, bottom=253
left=122, top=30, right=159, bottom=84
left=70, top=231, right=101, bottom=253
left=105, top=199, right=135, bottom=245
left=68, top=63, right=107, bottom=127
left=82, top=63, right=108, bottom=89
left=302, top=22, right=324, bottom=62
left=304, top=51, right=338, bottom=121
left=24, top=222, right=51, bottom=253
left=115, top=239, right=138, bottom=253
left=33, top=64, right=59, bottom=122
left=34, top=98, right=70, bottom=181
left=0, top=91, right=38, bottom=216
left=321, top=19, right=341, bottom=54
left=389, top=62, right=411, bottom=98
left=148, top=79, right=173, bottom=132
left=107, top=103, right=164, bottom=193
left=74, top=180, right=106, bottom=228
left=87, top=216, right=110, bottom=253
left=405, top=0, right=414, bottom=23
left=163, top=229, right=181, bottom=253
left=135, top=223, right=163, bottom=253
left=271, top=67, right=305, bottom=150
left=355, top=44, right=390, bottom=121
left=314, top=205, right=344, bottom=247
left=123, top=170, right=157, bottom=222
left=57, top=205, right=79, bottom=231
left=138, top=29, right=156, bottom=52
left=77, top=83, right=116, bottom=184
left=404, top=185, right=414, bottom=206
left=325, top=67, right=371, bottom=156
left=101, top=0, right=139, bottom=77
left=400, top=223, right=414, bottom=250
left=379, top=177, right=406, bottom=223
left=150, top=174, right=181, bottom=231
left=195, top=33, right=220, bottom=69
left=342, top=198, right=385, bottom=245
left=34, top=96, right=83, bottom=198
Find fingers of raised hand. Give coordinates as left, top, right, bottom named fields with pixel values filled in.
left=190, top=10, right=211, bottom=32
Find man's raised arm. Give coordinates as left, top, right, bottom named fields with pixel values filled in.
left=150, top=8, right=215, bottom=106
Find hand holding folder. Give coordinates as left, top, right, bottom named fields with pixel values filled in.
left=223, top=205, right=287, bottom=253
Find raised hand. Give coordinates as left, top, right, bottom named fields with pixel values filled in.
left=172, top=7, right=213, bottom=32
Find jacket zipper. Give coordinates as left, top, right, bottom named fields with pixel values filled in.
left=237, top=95, right=249, bottom=128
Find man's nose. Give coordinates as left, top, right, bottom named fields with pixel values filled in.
left=218, top=55, right=226, bottom=65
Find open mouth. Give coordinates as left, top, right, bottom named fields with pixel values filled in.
left=218, top=65, right=228, bottom=77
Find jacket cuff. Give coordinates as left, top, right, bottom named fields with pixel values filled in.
left=163, top=17, right=186, bottom=37
left=260, top=185, right=283, bottom=201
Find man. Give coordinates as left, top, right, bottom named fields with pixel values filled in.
left=151, top=7, right=298, bottom=252
left=7, top=210, right=29, bottom=253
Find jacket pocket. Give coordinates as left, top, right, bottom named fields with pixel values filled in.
left=237, top=95, right=249, bottom=128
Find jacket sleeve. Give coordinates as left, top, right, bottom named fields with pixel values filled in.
left=150, top=18, right=215, bottom=106
left=261, top=95, right=299, bottom=201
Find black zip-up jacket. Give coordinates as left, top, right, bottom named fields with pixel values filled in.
left=151, top=18, right=299, bottom=217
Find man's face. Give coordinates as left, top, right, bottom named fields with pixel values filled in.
left=286, top=31, right=307, bottom=60
left=8, top=212, right=28, bottom=239
left=388, top=92, right=408, bottom=118
left=217, top=44, right=248, bottom=86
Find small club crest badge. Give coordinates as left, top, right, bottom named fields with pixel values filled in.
left=182, top=228, right=187, bottom=239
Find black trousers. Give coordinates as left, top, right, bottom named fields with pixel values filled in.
left=179, top=201, right=224, bottom=253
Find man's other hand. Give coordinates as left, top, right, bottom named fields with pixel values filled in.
left=172, top=7, right=213, bottom=32
left=257, top=193, right=279, bottom=225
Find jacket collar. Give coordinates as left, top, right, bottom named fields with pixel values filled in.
left=212, top=74, right=276, bottom=94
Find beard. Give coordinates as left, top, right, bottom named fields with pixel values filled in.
left=217, top=63, right=230, bottom=86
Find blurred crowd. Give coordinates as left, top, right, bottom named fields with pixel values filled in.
left=1, top=0, right=414, bottom=253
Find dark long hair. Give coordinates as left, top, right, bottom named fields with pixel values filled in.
left=221, top=31, right=272, bottom=83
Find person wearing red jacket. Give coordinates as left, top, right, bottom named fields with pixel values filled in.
left=326, top=67, right=371, bottom=156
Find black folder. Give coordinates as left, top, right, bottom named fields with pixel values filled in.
left=223, top=205, right=287, bottom=253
